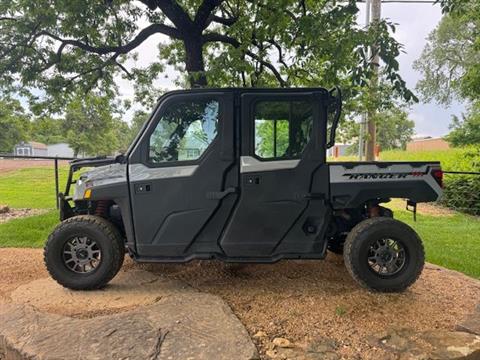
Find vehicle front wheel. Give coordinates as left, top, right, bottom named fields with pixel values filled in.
left=343, top=217, right=424, bottom=292
left=44, top=215, right=125, bottom=290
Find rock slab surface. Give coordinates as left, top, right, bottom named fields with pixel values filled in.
left=0, top=270, right=258, bottom=360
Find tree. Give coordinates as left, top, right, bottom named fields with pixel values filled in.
left=128, top=110, right=149, bottom=144
left=446, top=103, right=480, bottom=147
left=414, top=3, right=480, bottom=105
left=376, top=108, right=415, bottom=151
left=0, top=0, right=414, bottom=112
left=0, top=98, right=29, bottom=153
left=30, top=116, right=65, bottom=145
left=345, top=107, right=415, bottom=154
left=63, top=95, right=121, bottom=157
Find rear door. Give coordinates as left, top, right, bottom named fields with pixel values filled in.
left=220, top=90, right=331, bottom=258
left=128, top=91, right=237, bottom=258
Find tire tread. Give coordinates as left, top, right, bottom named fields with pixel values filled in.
left=44, top=215, right=125, bottom=290
left=343, top=217, right=425, bottom=293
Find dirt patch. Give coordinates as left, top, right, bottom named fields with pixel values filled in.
left=11, top=270, right=189, bottom=317
left=417, top=203, right=456, bottom=216
left=388, top=198, right=456, bottom=217
left=0, top=208, right=48, bottom=223
left=1, top=249, right=479, bottom=359
left=141, top=259, right=480, bottom=359
left=0, top=159, right=69, bottom=174
left=0, top=249, right=48, bottom=300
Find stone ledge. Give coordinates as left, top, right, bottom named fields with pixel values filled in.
left=0, top=271, right=259, bottom=360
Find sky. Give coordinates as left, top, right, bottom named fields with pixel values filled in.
left=114, top=1, right=464, bottom=138
left=370, top=2, right=466, bottom=137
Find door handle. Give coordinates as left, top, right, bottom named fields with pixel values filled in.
left=206, top=187, right=238, bottom=200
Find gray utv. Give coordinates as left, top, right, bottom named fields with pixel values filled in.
left=44, top=87, right=443, bottom=292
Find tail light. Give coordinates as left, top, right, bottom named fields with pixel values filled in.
left=431, top=169, right=444, bottom=188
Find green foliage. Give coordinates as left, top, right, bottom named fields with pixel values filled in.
left=414, top=4, right=480, bottom=104
left=29, top=116, right=65, bottom=145
left=380, top=147, right=477, bottom=171
left=343, top=106, right=414, bottom=155
left=376, top=108, right=415, bottom=151
left=446, top=103, right=480, bottom=147
left=255, top=120, right=289, bottom=158
left=63, top=94, right=122, bottom=157
left=439, top=146, right=480, bottom=216
left=0, top=0, right=415, bottom=115
left=128, top=110, right=149, bottom=145
left=0, top=98, right=29, bottom=153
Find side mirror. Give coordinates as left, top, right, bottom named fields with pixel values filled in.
left=326, top=87, right=342, bottom=149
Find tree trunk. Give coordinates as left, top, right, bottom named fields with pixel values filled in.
left=366, top=0, right=381, bottom=161
left=184, top=37, right=207, bottom=88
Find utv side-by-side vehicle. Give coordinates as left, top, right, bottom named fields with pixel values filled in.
left=44, top=87, right=443, bottom=292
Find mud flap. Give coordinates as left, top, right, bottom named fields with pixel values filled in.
left=58, top=193, right=74, bottom=221
left=406, top=200, right=417, bottom=222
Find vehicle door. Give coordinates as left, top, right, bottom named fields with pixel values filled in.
left=128, top=91, right=237, bottom=258
left=220, top=90, right=331, bottom=258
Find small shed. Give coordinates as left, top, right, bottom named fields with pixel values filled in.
left=14, top=141, right=48, bottom=157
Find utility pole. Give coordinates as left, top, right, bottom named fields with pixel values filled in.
left=358, top=0, right=371, bottom=161
left=365, top=0, right=381, bottom=161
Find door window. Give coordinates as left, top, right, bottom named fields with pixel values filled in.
left=254, top=100, right=313, bottom=159
left=149, top=99, right=219, bottom=164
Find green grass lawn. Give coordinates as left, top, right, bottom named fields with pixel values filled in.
left=0, top=167, right=69, bottom=209
left=394, top=208, right=480, bottom=279
left=0, top=210, right=58, bottom=247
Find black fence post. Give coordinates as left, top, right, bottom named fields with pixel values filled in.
left=54, top=158, right=59, bottom=209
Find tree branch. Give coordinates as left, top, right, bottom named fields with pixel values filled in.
left=38, top=23, right=182, bottom=55
left=202, top=33, right=287, bottom=87
left=194, top=0, right=225, bottom=29
left=207, top=14, right=237, bottom=26
left=155, top=0, right=194, bottom=31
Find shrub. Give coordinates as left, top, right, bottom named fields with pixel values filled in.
left=440, top=146, right=480, bottom=215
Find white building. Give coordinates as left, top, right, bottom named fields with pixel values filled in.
left=14, top=141, right=48, bottom=156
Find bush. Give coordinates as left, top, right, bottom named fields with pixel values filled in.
left=440, top=146, right=480, bottom=215
left=441, top=175, right=480, bottom=215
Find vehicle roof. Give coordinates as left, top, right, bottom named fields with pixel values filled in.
left=159, top=87, right=330, bottom=97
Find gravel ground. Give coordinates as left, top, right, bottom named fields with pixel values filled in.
left=1, top=248, right=479, bottom=359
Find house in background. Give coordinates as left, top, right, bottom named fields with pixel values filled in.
left=406, top=137, right=450, bottom=152
left=47, top=143, right=79, bottom=158
left=327, top=143, right=351, bottom=158
left=14, top=141, right=48, bottom=156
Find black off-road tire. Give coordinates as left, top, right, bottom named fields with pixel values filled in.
left=44, top=215, right=125, bottom=290
left=343, top=217, right=424, bottom=293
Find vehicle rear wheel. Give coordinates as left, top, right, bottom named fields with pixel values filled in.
left=44, top=215, right=125, bottom=290
left=343, top=217, right=424, bottom=292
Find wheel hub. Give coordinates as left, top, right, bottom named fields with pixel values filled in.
left=63, top=236, right=101, bottom=274
left=367, top=238, right=406, bottom=276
